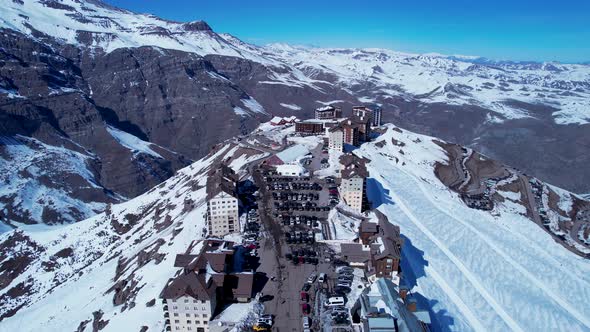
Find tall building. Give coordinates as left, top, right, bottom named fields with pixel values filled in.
left=328, top=126, right=345, bottom=152
left=353, top=105, right=382, bottom=127
left=206, top=165, right=239, bottom=237
left=350, top=115, right=372, bottom=142
left=315, top=105, right=342, bottom=119
left=340, top=154, right=369, bottom=213
left=161, top=240, right=255, bottom=332
left=343, top=123, right=360, bottom=147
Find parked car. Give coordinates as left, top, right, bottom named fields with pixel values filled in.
left=257, top=317, right=273, bottom=326
left=318, top=273, right=326, bottom=283
left=300, top=291, right=309, bottom=302
left=301, top=303, right=311, bottom=315
left=302, top=316, right=312, bottom=329
left=324, top=297, right=345, bottom=307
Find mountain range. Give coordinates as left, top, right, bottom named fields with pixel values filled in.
left=1, top=0, right=589, bottom=228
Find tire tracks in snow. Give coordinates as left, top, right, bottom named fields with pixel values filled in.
left=372, top=170, right=524, bottom=332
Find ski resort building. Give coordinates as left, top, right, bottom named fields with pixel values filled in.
left=343, top=123, right=360, bottom=147
left=351, top=278, right=431, bottom=332
left=340, top=211, right=403, bottom=283
left=350, top=115, right=372, bottom=142
left=270, top=116, right=298, bottom=126
left=353, top=105, right=382, bottom=127
left=340, top=154, right=369, bottom=213
left=264, top=144, right=311, bottom=166
left=328, top=126, right=345, bottom=152
left=315, top=105, right=342, bottom=119
left=295, top=119, right=325, bottom=135
left=206, top=165, right=240, bottom=237
left=276, top=163, right=308, bottom=177
left=161, top=240, right=255, bottom=332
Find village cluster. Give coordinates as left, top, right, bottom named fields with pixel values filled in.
left=160, top=105, right=432, bottom=332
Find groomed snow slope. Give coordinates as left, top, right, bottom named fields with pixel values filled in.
left=360, top=126, right=590, bottom=331
left=0, top=142, right=267, bottom=331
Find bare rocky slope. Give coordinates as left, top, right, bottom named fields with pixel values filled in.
left=1, top=0, right=589, bottom=227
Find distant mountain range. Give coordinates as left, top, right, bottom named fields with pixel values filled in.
left=1, top=0, right=589, bottom=226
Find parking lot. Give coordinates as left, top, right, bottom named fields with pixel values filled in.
left=250, top=160, right=360, bottom=332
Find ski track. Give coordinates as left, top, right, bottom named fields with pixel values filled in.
left=366, top=150, right=590, bottom=331
left=408, top=171, right=590, bottom=330
left=373, top=171, right=524, bottom=332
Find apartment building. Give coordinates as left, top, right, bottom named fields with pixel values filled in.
left=350, top=115, right=372, bottom=142
left=295, top=120, right=324, bottom=135
left=352, top=105, right=382, bottom=127
left=161, top=240, right=255, bottom=332
left=206, top=165, right=239, bottom=237
left=161, top=267, right=218, bottom=332
left=343, top=123, right=360, bottom=146
left=328, top=126, right=345, bottom=152
left=315, top=105, right=342, bottom=119
left=340, top=154, right=369, bottom=213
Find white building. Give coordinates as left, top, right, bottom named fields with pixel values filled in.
left=161, top=271, right=218, bottom=332
left=340, top=154, right=368, bottom=213
left=328, top=126, right=344, bottom=152
left=341, top=176, right=365, bottom=213
left=206, top=165, right=240, bottom=237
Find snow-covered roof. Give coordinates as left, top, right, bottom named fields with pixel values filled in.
left=270, top=116, right=284, bottom=123
left=275, top=144, right=310, bottom=164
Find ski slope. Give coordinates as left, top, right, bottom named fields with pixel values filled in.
left=360, top=126, right=590, bottom=331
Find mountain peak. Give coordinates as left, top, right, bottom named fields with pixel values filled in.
left=181, top=20, right=212, bottom=32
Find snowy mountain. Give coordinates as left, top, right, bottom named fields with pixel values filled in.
left=1, top=123, right=589, bottom=331
left=1, top=0, right=589, bottom=230
left=0, top=140, right=267, bottom=330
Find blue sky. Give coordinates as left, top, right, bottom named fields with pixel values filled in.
left=106, top=0, right=590, bottom=63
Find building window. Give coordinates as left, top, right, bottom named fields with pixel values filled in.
left=174, top=320, right=179, bottom=323
left=186, top=313, right=190, bottom=317
left=173, top=313, right=179, bottom=317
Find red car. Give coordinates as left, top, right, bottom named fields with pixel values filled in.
left=301, top=303, right=310, bottom=315
left=300, top=292, right=309, bottom=302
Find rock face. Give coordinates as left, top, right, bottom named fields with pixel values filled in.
left=0, top=28, right=262, bottom=226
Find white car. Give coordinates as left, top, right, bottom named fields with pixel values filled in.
left=257, top=317, right=273, bottom=326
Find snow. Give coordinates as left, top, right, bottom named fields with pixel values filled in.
left=360, top=125, right=590, bottom=331
left=3, top=0, right=590, bottom=125
left=233, top=97, right=268, bottom=117
left=106, top=126, right=163, bottom=158
left=0, top=135, right=110, bottom=228
left=325, top=207, right=361, bottom=241
left=0, top=143, right=265, bottom=332
left=274, top=144, right=311, bottom=164
left=279, top=103, right=302, bottom=110
left=241, top=97, right=268, bottom=115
